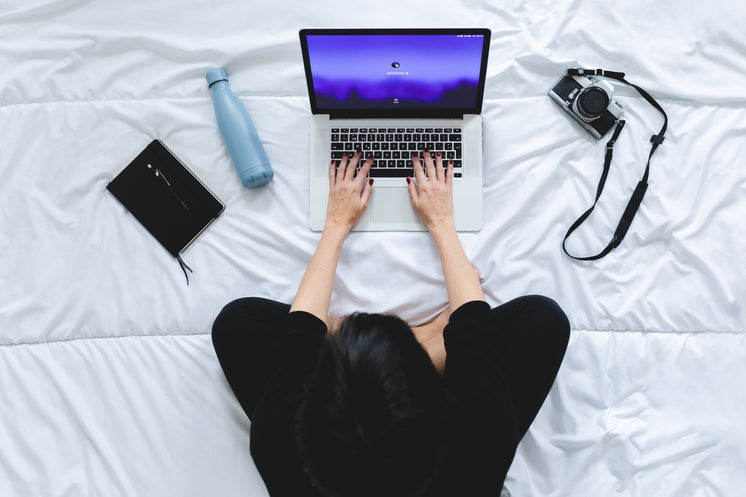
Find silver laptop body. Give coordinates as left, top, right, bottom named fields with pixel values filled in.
left=299, top=28, right=491, bottom=231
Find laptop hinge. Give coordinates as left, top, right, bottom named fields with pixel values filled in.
left=327, top=111, right=466, bottom=120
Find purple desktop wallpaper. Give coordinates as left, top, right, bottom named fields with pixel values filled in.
left=306, top=34, right=485, bottom=109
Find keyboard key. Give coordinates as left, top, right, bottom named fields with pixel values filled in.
left=370, top=168, right=413, bottom=177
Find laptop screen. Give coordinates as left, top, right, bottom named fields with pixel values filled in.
left=300, top=29, right=491, bottom=117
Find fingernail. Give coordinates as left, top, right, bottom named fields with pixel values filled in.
left=369, top=179, right=374, bottom=185
left=424, top=148, right=430, bottom=153
left=406, top=177, right=411, bottom=184
left=436, top=152, right=441, bottom=158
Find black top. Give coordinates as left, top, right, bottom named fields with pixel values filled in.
left=241, top=300, right=519, bottom=497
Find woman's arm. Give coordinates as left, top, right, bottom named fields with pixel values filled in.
left=407, top=151, right=485, bottom=311
left=290, top=152, right=373, bottom=324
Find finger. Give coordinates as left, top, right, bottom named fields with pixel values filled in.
left=435, top=152, right=445, bottom=182
left=329, top=160, right=336, bottom=188
left=445, top=159, right=454, bottom=187
left=344, top=150, right=362, bottom=181
left=360, top=178, right=373, bottom=207
left=335, top=154, right=350, bottom=184
left=411, top=153, right=426, bottom=184
left=355, top=156, right=374, bottom=186
left=423, top=149, right=436, bottom=181
left=406, top=177, right=419, bottom=208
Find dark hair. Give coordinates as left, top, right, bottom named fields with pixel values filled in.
left=295, top=313, right=444, bottom=497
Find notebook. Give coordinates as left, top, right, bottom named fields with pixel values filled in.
left=299, top=28, right=491, bottom=231
left=107, top=139, right=225, bottom=281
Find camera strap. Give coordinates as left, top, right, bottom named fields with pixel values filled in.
left=562, top=68, right=668, bottom=261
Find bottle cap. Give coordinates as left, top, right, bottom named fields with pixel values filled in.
left=206, top=68, right=228, bottom=88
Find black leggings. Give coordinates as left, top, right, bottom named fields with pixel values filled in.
left=212, top=295, right=570, bottom=439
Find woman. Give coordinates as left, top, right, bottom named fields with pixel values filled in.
left=212, top=151, right=570, bottom=497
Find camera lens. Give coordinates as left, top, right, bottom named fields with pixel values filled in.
left=576, top=87, right=609, bottom=118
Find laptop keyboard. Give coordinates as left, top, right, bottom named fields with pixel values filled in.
left=330, top=127, right=463, bottom=178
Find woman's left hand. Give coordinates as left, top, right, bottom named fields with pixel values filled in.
left=325, top=151, right=374, bottom=231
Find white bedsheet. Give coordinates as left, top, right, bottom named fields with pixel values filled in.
left=1, top=1, right=744, bottom=496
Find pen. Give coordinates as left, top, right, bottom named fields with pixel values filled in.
left=147, top=164, right=190, bottom=211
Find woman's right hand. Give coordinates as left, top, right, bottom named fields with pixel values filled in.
left=408, top=151, right=486, bottom=309
left=406, top=150, right=455, bottom=231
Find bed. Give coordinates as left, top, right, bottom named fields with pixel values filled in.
left=1, top=1, right=744, bottom=496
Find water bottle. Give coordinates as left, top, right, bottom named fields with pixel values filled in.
left=206, top=68, right=273, bottom=188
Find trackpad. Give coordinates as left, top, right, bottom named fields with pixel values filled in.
left=370, top=187, right=419, bottom=225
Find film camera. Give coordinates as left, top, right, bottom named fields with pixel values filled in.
left=549, top=70, right=623, bottom=139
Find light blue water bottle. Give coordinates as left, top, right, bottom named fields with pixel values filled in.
left=206, top=68, right=273, bottom=188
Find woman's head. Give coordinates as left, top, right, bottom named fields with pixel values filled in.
left=295, top=313, right=444, bottom=497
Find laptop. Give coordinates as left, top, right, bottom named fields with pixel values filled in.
left=299, top=28, right=491, bottom=231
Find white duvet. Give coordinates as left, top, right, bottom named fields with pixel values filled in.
left=1, top=1, right=744, bottom=496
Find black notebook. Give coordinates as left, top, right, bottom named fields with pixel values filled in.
left=107, top=140, right=224, bottom=281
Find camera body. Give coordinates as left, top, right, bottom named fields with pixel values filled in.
left=549, top=71, right=623, bottom=139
